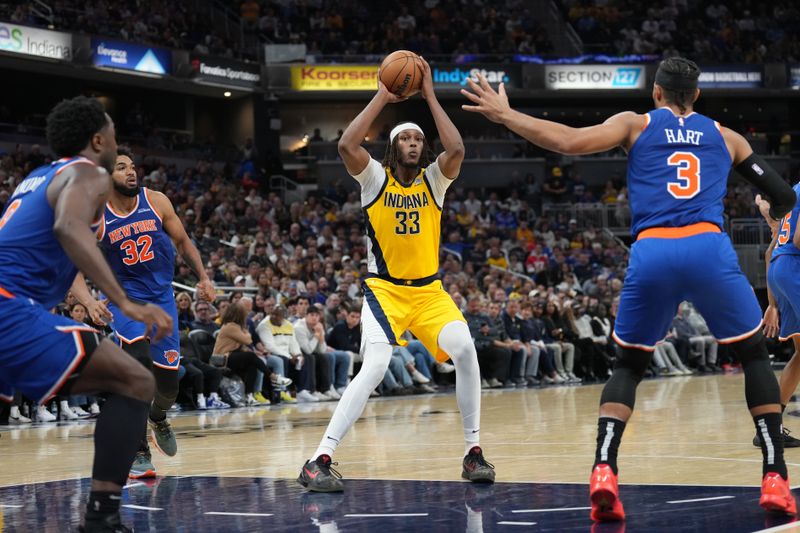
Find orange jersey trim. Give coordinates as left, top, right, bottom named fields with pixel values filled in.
left=642, top=113, right=650, bottom=131
left=106, top=195, right=140, bottom=219
left=0, top=285, right=15, bottom=299
left=637, top=222, right=720, bottom=241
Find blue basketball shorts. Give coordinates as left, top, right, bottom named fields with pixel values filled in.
left=613, top=230, right=763, bottom=350
left=107, top=290, right=180, bottom=370
left=0, top=290, right=98, bottom=404
left=768, top=254, right=800, bottom=342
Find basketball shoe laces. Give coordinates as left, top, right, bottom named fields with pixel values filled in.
left=318, top=456, right=343, bottom=479
left=467, top=448, right=494, bottom=471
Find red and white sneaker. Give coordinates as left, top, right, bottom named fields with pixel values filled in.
left=590, top=464, right=625, bottom=522
left=760, top=473, right=797, bottom=516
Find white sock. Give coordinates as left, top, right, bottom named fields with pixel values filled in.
left=210, top=392, right=220, bottom=400
left=10, top=406, right=20, bottom=418
left=312, top=341, right=392, bottom=460
left=437, top=321, right=482, bottom=456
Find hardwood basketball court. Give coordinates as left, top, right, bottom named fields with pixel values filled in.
left=2, top=373, right=800, bottom=532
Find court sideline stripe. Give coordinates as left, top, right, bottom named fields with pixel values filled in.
left=512, top=506, right=591, bottom=513
left=498, top=521, right=538, bottom=526
left=345, top=513, right=429, bottom=517
left=205, top=512, right=273, bottom=517
left=667, top=495, right=735, bottom=504
left=122, top=504, right=163, bottom=511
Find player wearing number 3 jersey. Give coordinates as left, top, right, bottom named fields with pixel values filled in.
left=462, top=57, right=798, bottom=520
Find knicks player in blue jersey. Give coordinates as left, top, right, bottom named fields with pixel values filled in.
left=463, top=57, right=798, bottom=520
left=0, top=96, right=172, bottom=532
left=72, top=146, right=216, bottom=479
left=756, top=188, right=800, bottom=449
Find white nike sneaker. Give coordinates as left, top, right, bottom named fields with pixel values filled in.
left=36, top=405, right=56, bottom=422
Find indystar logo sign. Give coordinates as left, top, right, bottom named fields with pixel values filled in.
left=433, top=67, right=510, bottom=86
left=0, top=22, right=72, bottom=60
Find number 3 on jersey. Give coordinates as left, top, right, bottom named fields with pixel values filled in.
left=120, top=235, right=154, bottom=265
left=667, top=152, right=701, bottom=199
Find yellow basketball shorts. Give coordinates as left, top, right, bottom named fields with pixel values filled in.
left=361, top=277, right=465, bottom=362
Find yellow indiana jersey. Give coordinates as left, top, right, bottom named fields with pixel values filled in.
left=355, top=158, right=452, bottom=281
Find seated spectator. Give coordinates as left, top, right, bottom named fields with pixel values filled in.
left=294, top=306, right=337, bottom=400
left=464, top=297, right=512, bottom=388
left=212, top=302, right=275, bottom=406
left=256, top=305, right=317, bottom=402
left=543, top=167, right=568, bottom=203
left=190, top=301, right=219, bottom=334
left=176, top=292, right=195, bottom=332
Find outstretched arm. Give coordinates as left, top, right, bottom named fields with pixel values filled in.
left=461, top=73, right=642, bottom=155
left=338, top=83, right=406, bottom=175
left=148, top=190, right=215, bottom=301
left=419, top=58, right=464, bottom=178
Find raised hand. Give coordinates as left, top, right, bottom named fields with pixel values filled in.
left=460, top=72, right=511, bottom=123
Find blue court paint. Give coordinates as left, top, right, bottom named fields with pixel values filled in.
left=0, top=476, right=795, bottom=532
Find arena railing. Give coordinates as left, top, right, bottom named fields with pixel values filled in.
left=541, top=203, right=631, bottom=235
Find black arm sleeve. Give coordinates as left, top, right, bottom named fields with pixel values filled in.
left=735, top=153, right=795, bottom=220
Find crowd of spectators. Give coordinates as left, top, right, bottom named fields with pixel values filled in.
left=236, top=0, right=553, bottom=59
left=1, top=138, right=777, bottom=426
left=559, top=0, right=800, bottom=62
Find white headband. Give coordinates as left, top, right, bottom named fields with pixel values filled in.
left=390, top=122, right=424, bottom=143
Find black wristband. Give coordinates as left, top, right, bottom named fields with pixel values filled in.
left=735, top=153, right=795, bottom=221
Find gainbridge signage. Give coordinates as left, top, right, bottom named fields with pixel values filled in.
left=0, top=22, right=73, bottom=61
left=91, top=38, right=171, bottom=75
left=545, top=64, right=645, bottom=90
left=291, top=65, right=378, bottom=91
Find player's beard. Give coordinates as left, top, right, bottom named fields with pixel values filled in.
left=399, top=153, right=420, bottom=169
left=113, top=181, right=140, bottom=197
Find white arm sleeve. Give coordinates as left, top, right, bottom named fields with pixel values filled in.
left=352, top=158, right=386, bottom=207
left=425, top=159, right=454, bottom=209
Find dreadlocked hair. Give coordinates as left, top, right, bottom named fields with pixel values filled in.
left=657, top=57, right=700, bottom=115
left=381, top=137, right=434, bottom=177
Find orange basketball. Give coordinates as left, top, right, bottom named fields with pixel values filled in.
left=379, top=50, right=423, bottom=98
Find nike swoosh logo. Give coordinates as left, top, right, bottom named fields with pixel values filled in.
left=304, top=467, right=320, bottom=479
left=471, top=429, right=480, bottom=433
left=326, top=436, right=340, bottom=443
left=106, top=218, right=117, bottom=224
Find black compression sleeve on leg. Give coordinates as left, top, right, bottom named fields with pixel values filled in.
left=599, top=347, right=652, bottom=409
left=122, top=339, right=152, bottom=370
left=150, top=365, right=180, bottom=422
left=735, top=153, right=796, bottom=220
left=92, top=394, right=149, bottom=485
left=729, top=332, right=780, bottom=409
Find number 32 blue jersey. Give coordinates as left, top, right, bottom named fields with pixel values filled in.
left=97, top=188, right=175, bottom=300
left=627, top=108, right=732, bottom=238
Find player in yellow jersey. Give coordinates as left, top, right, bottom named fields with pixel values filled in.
left=297, top=59, right=495, bottom=491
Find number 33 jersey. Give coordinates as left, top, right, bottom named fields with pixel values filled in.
left=97, top=187, right=175, bottom=300
left=627, top=107, right=732, bottom=239
left=356, top=158, right=452, bottom=281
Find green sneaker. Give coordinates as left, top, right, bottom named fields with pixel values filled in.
left=149, top=417, right=178, bottom=457
left=129, top=451, right=156, bottom=479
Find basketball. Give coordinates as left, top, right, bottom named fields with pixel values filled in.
left=379, top=50, right=423, bottom=98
